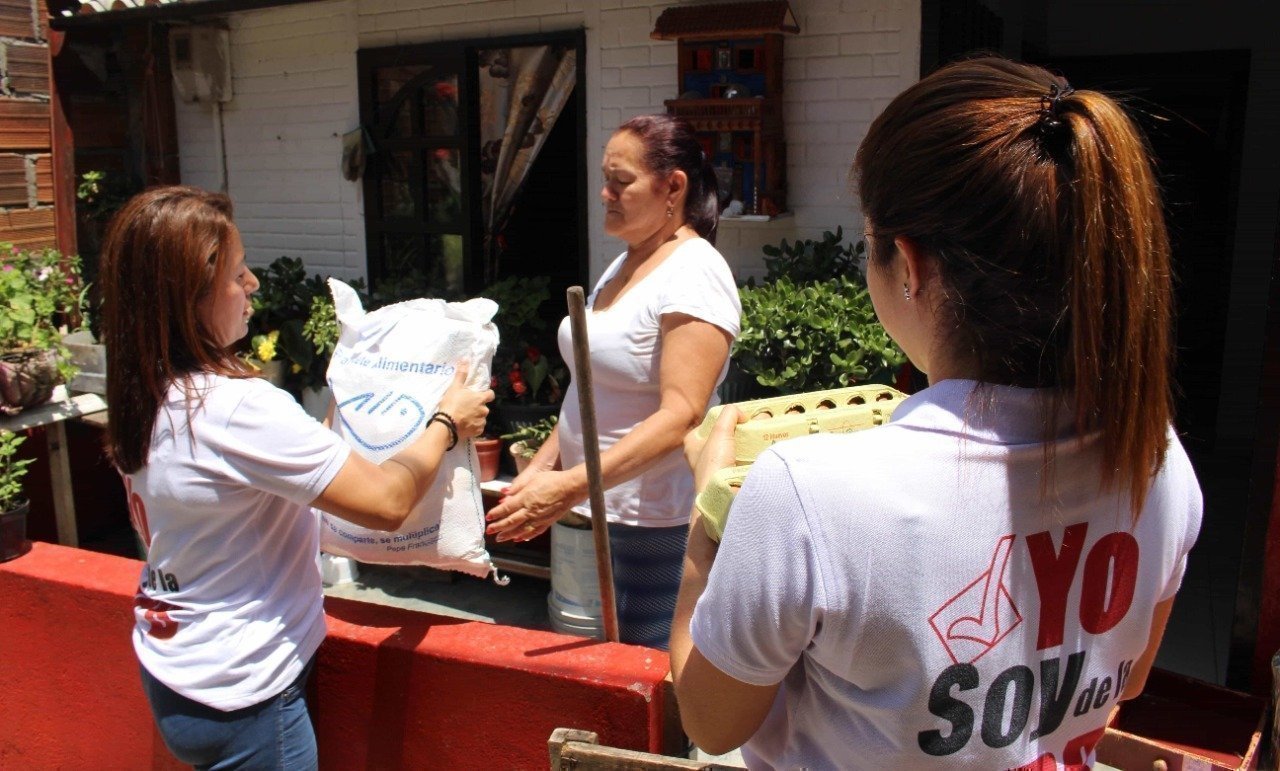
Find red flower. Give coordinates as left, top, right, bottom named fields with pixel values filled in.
left=434, top=82, right=458, bottom=101
left=526, top=346, right=540, bottom=363
left=512, top=380, right=528, bottom=396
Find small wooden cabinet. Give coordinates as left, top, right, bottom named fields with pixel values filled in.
left=652, top=1, right=799, bottom=217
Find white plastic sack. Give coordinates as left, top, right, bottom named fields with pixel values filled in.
left=318, top=279, right=500, bottom=578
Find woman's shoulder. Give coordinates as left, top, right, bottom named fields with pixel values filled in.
left=674, top=236, right=730, bottom=267
left=164, top=372, right=294, bottom=420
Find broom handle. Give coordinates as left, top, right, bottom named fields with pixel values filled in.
left=566, top=286, right=620, bottom=643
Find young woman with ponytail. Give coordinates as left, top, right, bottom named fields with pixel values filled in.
left=671, top=57, right=1201, bottom=768
left=487, top=114, right=740, bottom=648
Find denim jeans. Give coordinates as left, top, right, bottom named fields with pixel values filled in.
left=140, top=657, right=317, bottom=770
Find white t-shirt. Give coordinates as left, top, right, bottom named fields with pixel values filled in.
left=692, top=379, right=1202, bottom=770
left=128, top=373, right=351, bottom=711
left=556, top=237, right=741, bottom=527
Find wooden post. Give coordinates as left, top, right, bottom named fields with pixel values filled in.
left=566, top=286, right=619, bottom=643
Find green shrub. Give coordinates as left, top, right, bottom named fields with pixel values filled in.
left=760, top=226, right=864, bottom=284
left=734, top=276, right=904, bottom=394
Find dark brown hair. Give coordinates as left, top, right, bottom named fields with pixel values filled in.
left=100, top=186, right=252, bottom=473
left=854, top=56, right=1173, bottom=515
left=616, top=114, right=720, bottom=244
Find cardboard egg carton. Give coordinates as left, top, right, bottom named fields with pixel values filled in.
left=695, top=384, right=907, bottom=466
left=693, top=384, right=907, bottom=541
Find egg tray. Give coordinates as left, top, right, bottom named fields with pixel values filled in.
left=693, top=384, right=907, bottom=542
left=695, top=384, right=907, bottom=466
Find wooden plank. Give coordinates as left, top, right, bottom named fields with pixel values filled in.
left=547, top=728, right=734, bottom=771
left=49, top=27, right=77, bottom=257
left=0, top=152, right=27, bottom=205
left=34, top=152, right=51, bottom=203
left=0, top=205, right=55, bottom=248
left=4, top=44, right=50, bottom=96
left=0, top=0, right=35, bottom=39
left=45, top=421, right=78, bottom=546
left=0, top=98, right=51, bottom=150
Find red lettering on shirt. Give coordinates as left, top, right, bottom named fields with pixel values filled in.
left=134, top=593, right=180, bottom=639
left=1026, top=523, right=1088, bottom=651
left=122, top=475, right=151, bottom=548
left=1079, top=532, right=1139, bottom=635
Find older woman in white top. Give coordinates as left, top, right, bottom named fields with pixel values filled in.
left=486, top=114, right=741, bottom=648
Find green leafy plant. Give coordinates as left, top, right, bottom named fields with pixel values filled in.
left=734, top=275, right=904, bottom=394
left=760, top=227, right=864, bottom=284
left=477, top=275, right=568, bottom=406
left=0, top=244, right=85, bottom=383
left=76, top=171, right=136, bottom=225
left=280, top=293, right=341, bottom=391
left=249, top=257, right=365, bottom=392
left=500, top=415, right=558, bottom=459
left=0, top=430, right=34, bottom=512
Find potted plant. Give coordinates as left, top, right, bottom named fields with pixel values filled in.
left=0, top=429, right=34, bottom=562
left=478, top=276, right=569, bottom=438
left=288, top=293, right=340, bottom=419
left=733, top=230, right=903, bottom=396
left=242, top=330, right=285, bottom=387
left=500, top=415, right=557, bottom=475
left=0, top=244, right=85, bottom=415
left=247, top=256, right=366, bottom=408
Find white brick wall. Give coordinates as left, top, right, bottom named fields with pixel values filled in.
left=173, top=0, right=920, bottom=284
left=174, top=0, right=364, bottom=279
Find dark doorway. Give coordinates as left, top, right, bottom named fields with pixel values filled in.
left=493, top=84, right=585, bottom=331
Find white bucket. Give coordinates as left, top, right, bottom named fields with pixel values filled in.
left=548, top=521, right=603, bottom=638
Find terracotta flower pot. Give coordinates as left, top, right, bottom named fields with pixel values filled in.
left=475, top=437, right=501, bottom=482
left=1, top=499, right=31, bottom=563
left=0, top=348, right=60, bottom=416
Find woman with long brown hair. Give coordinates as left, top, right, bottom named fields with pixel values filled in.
left=101, top=186, right=492, bottom=768
left=671, top=57, right=1202, bottom=768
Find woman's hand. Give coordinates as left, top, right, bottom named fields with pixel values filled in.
left=485, top=469, right=584, bottom=542
left=436, top=364, right=494, bottom=440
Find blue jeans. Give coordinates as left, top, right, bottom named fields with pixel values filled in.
left=140, top=658, right=317, bottom=770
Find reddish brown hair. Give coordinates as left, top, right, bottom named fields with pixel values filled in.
left=853, top=57, right=1173, bottom=515
left=100, top=186, right=252, bottom=473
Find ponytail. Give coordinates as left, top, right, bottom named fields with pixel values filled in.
left=853, top=56, right=1174, bottom=517
left=687, top=155, right=721, bottom=245
left=1063, top=92, right=1173, bottom=514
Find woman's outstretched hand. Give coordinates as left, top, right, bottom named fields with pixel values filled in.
left=436, top=364, right=494, bottom=441
left=485, top=470, right=583, bottom=542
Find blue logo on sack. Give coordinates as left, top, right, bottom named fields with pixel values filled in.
left=337, top=391, right=427, bottom=451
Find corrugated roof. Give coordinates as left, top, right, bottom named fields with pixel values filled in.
left=651, top=1, right=799, bottom=41
left=59, top=0, right=186, bottom=17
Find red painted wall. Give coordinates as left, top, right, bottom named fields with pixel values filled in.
left=0, top=543, right=675, bottom=769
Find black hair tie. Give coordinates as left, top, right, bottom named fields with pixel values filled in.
left=1038, top=81, right=1075, bottom=132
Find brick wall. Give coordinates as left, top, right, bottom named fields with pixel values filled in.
left=173, top=0, right=920, bottom=282
left=0, top=0, right=55, bottom=249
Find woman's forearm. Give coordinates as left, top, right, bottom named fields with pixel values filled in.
left=557, top=404, right=700, bottom=507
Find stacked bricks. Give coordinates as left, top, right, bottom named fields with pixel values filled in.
left=0, top=0, right=54, bottom=248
